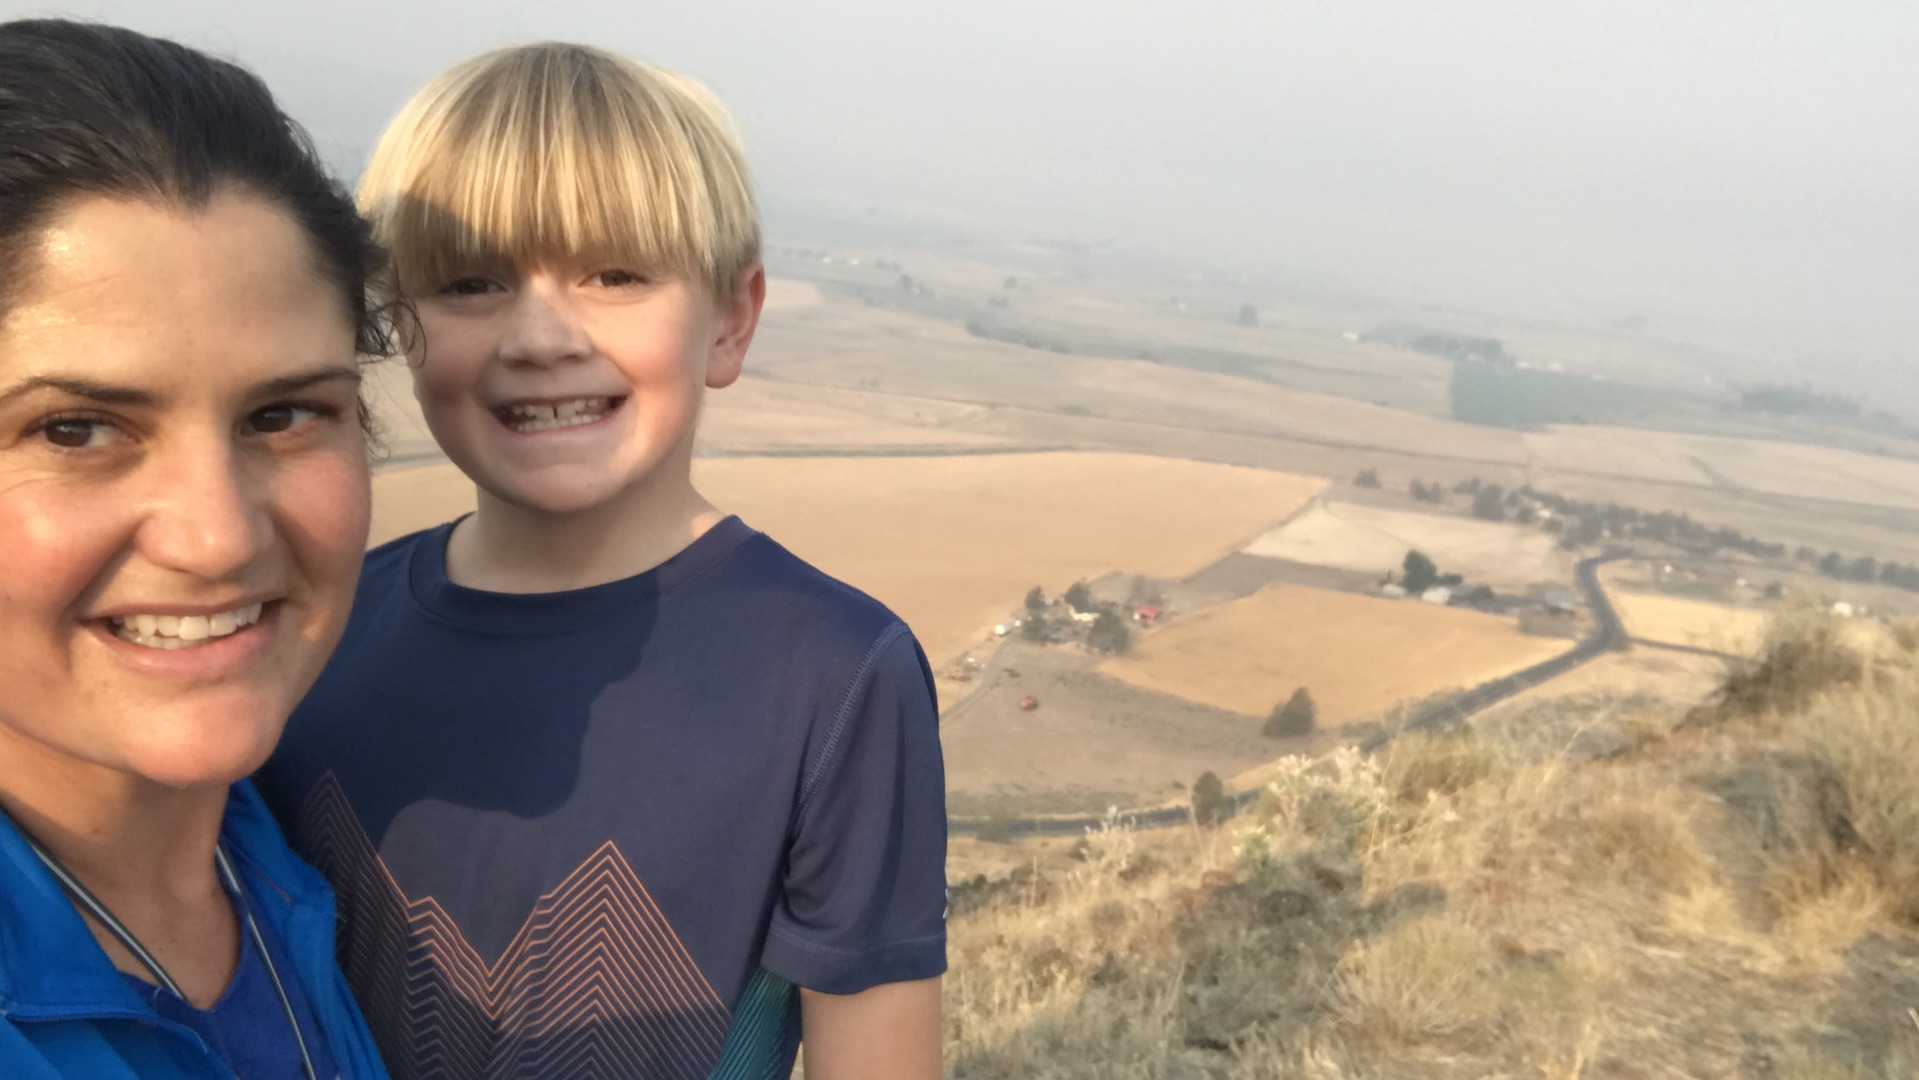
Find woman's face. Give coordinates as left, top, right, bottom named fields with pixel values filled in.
left=0, top=193, right=370, bottom=791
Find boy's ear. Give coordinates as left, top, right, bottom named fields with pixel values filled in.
left=705, top=264, right=765, bottom=390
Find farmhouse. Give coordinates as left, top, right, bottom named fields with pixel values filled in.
left=1133, top=605, right=1162, bottom=625
left=1542, top=589, right=1579, bottom=614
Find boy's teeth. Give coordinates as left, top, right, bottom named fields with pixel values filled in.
left=109, top=603, right=265, bottom=649
left=503, top=397, right=614, bottom=432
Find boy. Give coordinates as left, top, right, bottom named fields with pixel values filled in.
left=257, top=43, right=946, bottom=1080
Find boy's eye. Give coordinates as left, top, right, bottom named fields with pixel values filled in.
left=591, top=269, right=647, bottom=288
left=439, top=277, right=500, bottom=297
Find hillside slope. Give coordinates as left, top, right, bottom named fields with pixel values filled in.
left=943, top=608, right=1919, bottom=1078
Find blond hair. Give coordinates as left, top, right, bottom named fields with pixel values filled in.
left=358, top=43, right=759, bottom=302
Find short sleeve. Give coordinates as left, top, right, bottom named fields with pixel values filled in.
left=760, top=624, right=948, bottom=994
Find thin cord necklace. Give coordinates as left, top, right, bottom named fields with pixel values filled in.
left=9, top=821, right=321, bottom=1080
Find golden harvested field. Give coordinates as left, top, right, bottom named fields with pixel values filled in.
left=1244, top=500, right=1574, bottom=589
left=370, top=452, right=1328, bottom=666
left=1609, top=589, right=1772, bottom=654
left=695, top=452, right=1326, bottom=665
left=1101, top=583, right=1567, bottom=723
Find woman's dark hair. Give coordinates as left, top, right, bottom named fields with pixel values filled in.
left=0, top=19, right=388, bottom=358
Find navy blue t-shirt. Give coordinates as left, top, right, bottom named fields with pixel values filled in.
left=256, top=516, right=947, bottom=1080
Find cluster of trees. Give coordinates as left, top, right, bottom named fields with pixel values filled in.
left=1416, top=476, right=1794, bottom=560
left=1400, top=550, right=1464, bottom=595
left=1738, top=383, right=1862, bottom=419
left=1796, top=549, right=1919, bottom=591
left=1412, top=475, right=1919, bottom=596
left=1353, top=467, right=1382, bottom=489
left=1019, top=583, right=1134, bottom=653
left=1522, top=487, right=1789, bottom=558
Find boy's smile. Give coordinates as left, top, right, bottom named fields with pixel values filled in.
left=494, top=395, right=625, bottom=433
left=409, top=259, right=761, bottom=519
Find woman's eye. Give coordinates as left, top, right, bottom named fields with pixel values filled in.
left=39, top=418, right=117, bottom=449
left=247, top=403, right=323, bottom=434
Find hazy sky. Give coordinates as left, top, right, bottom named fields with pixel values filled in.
left=8, top=1, right=1917, bottom=376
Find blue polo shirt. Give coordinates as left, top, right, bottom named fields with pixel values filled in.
left=257, top=516, right=948, bottom=1080
left=129, top=876, right=341, bottom=1080
left=0, top=782, right=391, bottom=1080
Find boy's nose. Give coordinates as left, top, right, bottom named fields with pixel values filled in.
left=497, top=281, right=593, bottom=368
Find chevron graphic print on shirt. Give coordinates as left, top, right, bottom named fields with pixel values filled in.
left=298, top=774, right=733, bottom=1080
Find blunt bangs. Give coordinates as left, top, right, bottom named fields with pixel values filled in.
left=359, top=44, right=759, bottom=302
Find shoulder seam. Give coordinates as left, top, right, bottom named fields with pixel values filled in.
left=793, top=621, right=912, bottom=820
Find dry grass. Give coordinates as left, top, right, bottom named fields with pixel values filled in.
left=1378, top=730, right=1506, bottom=804
left=1332, top=914, right=1503, bottom=1050
left=944, top=609, right=1919, bottom=1078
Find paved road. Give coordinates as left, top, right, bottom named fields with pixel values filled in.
left=951, top=553, right=1629, bottom=839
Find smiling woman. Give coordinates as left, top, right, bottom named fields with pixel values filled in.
left=0, top=19, right=392, bottom=1080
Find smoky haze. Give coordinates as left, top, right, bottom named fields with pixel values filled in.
left=11, top=0, right=1917, bottom=385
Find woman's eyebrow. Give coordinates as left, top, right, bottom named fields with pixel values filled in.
left=0, top=375, right=153, bottom=408
left=0, top=366, right=361, bottom=409
left=251, top=366, right=362, bottom=398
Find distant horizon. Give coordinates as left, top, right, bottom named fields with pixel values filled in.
left=12, top=0, right=1914, bottom=395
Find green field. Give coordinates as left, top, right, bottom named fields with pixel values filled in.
left=1450, top=363, right=1667, bottom=429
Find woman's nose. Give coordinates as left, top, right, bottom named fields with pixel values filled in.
left=135, top=436, right=270, bottom=582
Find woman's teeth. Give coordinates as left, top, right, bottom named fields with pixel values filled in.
left=500, top=397, right=616, bottom=432
left=109, top=604, right=264, bottom=650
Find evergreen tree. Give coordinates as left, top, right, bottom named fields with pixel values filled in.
left=1064, top=581, right=1093, bottom=612
left=1263, top=688, right=1317, bottom=738
left=1087, top=610, right=1131, bottom=654
left=1191, top=771, right=1231, bottom=826
left=1403, top=550, right=1440, bottom=594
